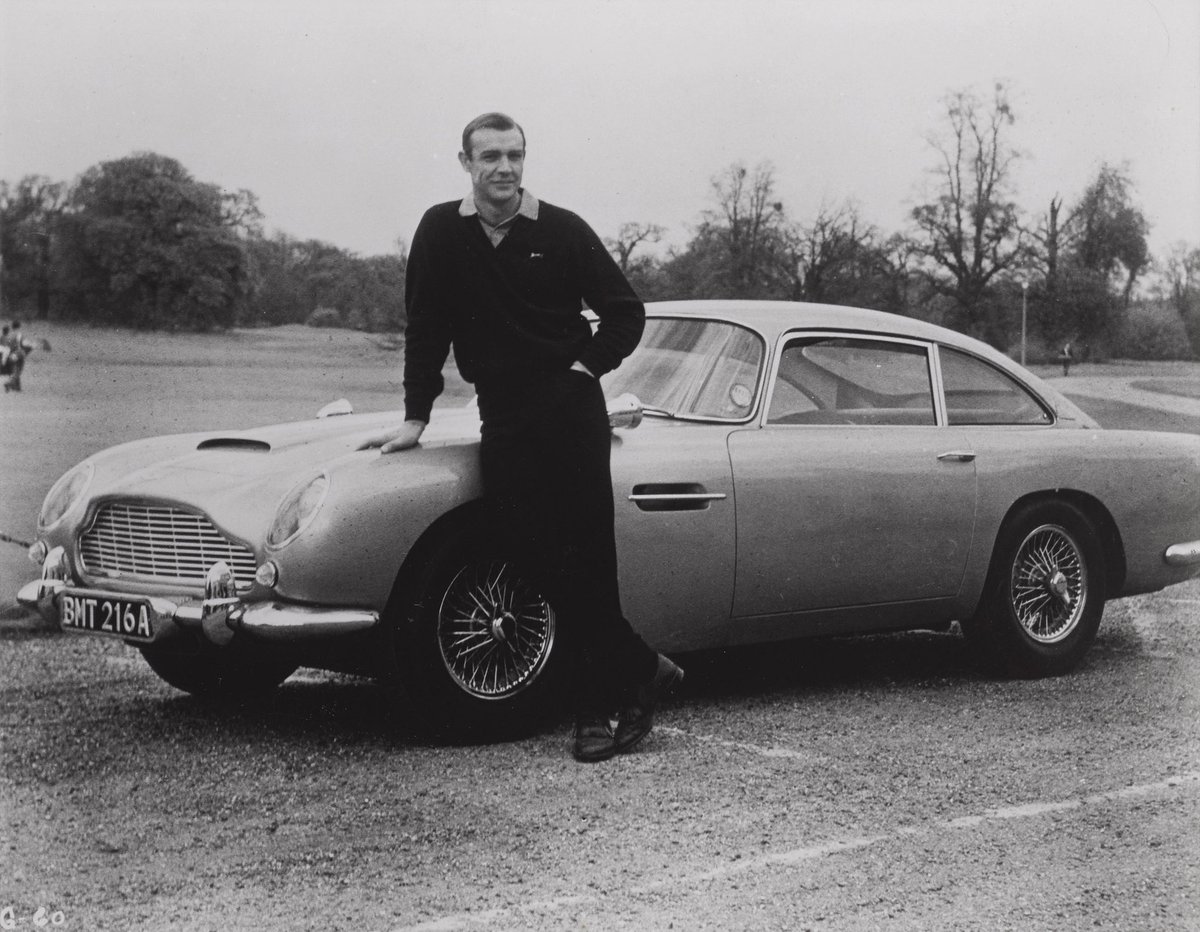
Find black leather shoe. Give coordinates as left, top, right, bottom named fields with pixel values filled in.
left=614, top=654, right=684, bottom=753
left=573, top=716, right=617, bottom=763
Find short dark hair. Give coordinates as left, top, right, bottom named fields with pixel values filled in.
left=461, top=112, right=525, bottom=158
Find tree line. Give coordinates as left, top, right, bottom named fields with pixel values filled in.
left=613, top=86, right=1198, bottom=360
left=0, top=152, right=405, bottom=332
left=2, top=84, right=1198, bottom=359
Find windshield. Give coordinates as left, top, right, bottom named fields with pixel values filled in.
left=601, top=317, right=765, bottom=420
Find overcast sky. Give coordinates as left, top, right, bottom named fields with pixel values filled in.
left=2, top=0, right=1197, bottom=263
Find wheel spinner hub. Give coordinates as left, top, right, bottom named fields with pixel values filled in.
left=1010, top=523, right=1087, bottom=644
left=437, top=560, right=555, bottom=700
left=489, top=611, right=516, bottom=643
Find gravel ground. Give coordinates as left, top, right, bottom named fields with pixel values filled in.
left=2, top=582, right=1199, bottom=930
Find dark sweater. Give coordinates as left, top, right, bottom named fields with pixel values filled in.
left=402, top=198, right=645, bottom=422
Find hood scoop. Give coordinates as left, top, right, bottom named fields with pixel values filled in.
left=196, top=437, right=272, bottom=452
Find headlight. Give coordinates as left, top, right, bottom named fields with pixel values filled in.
left=267, top=473, right=329, bottom=548
left=39, top=462, right=94, bottom=529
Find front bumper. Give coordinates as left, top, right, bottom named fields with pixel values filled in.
left=18, top=549, right=378, bottom=646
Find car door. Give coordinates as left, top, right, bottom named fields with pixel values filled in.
left=610, top=423, right=737, bottom=653
left=727, top=332, right=978, bottom=627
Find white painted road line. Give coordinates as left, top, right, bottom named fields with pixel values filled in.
left=655, top=724, right=817, bottom=761
left=395, top=771, right=1200, bottom=931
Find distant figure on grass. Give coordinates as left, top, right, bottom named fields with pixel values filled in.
left=2, top=321, right=36, bottom=392
left=1059, top=341, right=1073, bottom=377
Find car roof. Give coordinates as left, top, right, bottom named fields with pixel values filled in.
left=642, top=299, right=1098, bottom=427
left=646, top=299, right=971, bottom=348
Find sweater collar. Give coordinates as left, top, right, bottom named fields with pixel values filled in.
left=458, top=188, right=540, bottom=223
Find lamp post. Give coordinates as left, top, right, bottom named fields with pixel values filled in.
left=1020, top=280, right=1028, bottom=367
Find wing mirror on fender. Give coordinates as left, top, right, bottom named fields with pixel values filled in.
left=607, top=393, right=643, bottom=430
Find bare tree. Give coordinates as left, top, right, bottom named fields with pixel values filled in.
left=910, top=83, right=1024, bottom=321
left=788, top=201, right=878, bottom=303
left=1025, top=195, right=1067, bottom=296
left=701, top=161, right=789, bottom=296
left=605, top=222, right=665, bottom=273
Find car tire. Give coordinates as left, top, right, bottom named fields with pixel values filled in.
left=139, top=643, right=298, bottom=700
left=387, top=534, right=565, bottom=740
left=966, top=500, right=1106, bottom=678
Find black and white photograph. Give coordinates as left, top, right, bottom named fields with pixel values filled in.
left=2, top=1, right=1199, bottom=928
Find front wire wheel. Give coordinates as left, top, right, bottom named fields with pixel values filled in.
left=437, top=560, right=556, bottom=701
left=389, top=536, right=566, bottom=739
left=968, top=500, right=1107, bottom=678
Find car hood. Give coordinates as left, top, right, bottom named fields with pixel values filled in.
left=64, top=406, right=484, bottom=542
left=102, top=405, right=479, bottom=479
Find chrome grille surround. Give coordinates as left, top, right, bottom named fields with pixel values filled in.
left=79, top=501, right=257, bottom=588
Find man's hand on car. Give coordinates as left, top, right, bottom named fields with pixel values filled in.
left=358, top=419, right=426, bottom=454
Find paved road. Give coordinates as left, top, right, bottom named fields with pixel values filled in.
left=1048, top=371, right=1200, bottom=418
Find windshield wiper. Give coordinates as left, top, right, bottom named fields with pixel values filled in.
left=639, top=404, right=679, bottom=419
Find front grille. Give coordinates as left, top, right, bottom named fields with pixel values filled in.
left=79, top=502, right=257, bottom=588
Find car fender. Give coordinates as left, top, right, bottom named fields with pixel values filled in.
left=266, top=441, right=483, bottom=609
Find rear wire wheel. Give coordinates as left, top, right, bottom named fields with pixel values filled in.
left=967, top=500, right=1107, bottom=677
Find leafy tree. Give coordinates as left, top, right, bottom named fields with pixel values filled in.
left=1067, top=162, right=1149, bottom=306
left=1028, top=269, right=1118, bottom=352
left=910, top=84, right=1024, bottom=338
left=1023, top=165, right=1151, bottom=350
left=242, top=232, right=406, bottom=331
left=0, top=175, right=66, bottom=318
left=57, top=152, right=254, bottom=329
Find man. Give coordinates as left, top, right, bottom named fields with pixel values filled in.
left=360, top=113, right=682, bottom=762
left=2, top=321, right=32, bottom=392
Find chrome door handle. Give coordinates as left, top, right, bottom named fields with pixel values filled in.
left=627, top=492, right=728, bottom=503
left=937, top=451, right=976, bottom=463
left=629, top=483, right=727, bottom=511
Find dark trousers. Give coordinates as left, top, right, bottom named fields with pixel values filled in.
left=477, top=369, right=657, bottom=716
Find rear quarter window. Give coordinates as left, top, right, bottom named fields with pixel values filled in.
left=940, top=347, right=1052, bottom=425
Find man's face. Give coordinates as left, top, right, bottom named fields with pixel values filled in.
left=459, top=127, right=525, bottom=209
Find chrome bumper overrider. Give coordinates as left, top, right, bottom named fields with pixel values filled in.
left=17, top=549, right=378, bottom=646
left=1165, top=540, right=1200, bottom=567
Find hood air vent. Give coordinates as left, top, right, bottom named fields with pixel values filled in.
left=196, top=438, right=271, bottom=452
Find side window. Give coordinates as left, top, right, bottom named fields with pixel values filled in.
left=940, top=347, right=1052, bottom=425
left=768, top=337, right=935, bottom=426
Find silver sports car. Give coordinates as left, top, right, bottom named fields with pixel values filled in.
left=20, top=301, right=1200, bottom=735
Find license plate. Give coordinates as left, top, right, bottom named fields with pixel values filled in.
left=60, top=591, right=155, bottom=642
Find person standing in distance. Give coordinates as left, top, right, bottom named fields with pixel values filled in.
left=360, top=112, right=682, bottom=761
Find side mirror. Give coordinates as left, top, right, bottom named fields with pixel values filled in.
left=317, top=398, right=354, bottom=419
left=606, top=393, right=643, bottom=430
